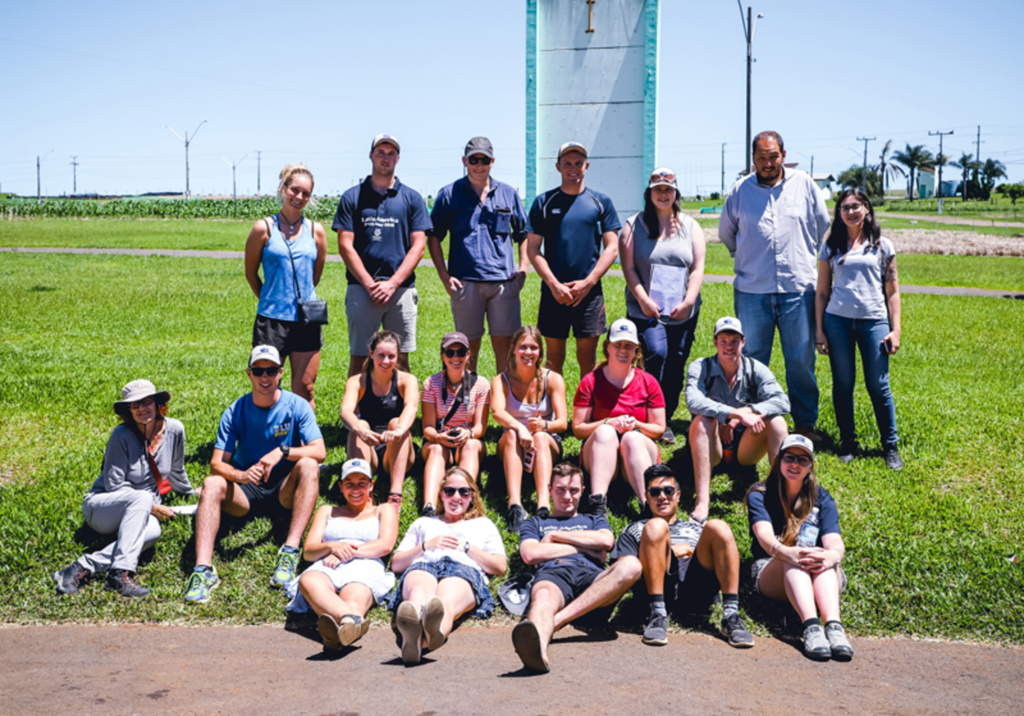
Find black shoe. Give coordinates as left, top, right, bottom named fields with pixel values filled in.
left=837, top=440, right=856, bottom=464
left=53, top=562, right=91, bottom=595
left=105, top=568, right=150, bottom=598
left=419, top=502, right=436, bottom=518
left=884, top=446, right=903, bottom=470
left=535, top=506, right=550, bottom=520
left=639, top=502, right=653, bottom=520
left=642, top=613, right=669, bottom=645
left=722, top=613, right=754, bottom=648
left=506, top=504, right=528, bottom=534
left=659, top=426, right=676, bottom=445
left=585, top=493, right=608, bottom=518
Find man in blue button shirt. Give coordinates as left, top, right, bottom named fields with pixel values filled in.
left=428, top=136, right=529, bottom=373
left=334, top=134, right=433, bottom=377
left=719, top=131, right=831, bottom=440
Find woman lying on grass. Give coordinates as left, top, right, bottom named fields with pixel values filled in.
left=385, top=467, right=508, bottom=664
left=745, top=434, right=853, bottom=661
left=286, top=458, right=398, bottom=651
left=53, top=380, right=197, bottom=598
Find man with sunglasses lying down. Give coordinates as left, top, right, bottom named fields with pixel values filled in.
left=184, top=345, right=325, bottom=603
left=427, top=136, right=530, bottom=374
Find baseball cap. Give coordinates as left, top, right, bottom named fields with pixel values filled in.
left=780, top=434, right=815, bottom=457
left=464, top=136, right=494, bottom=159
left=341, top=458, right=373, bottom=481
left=370, top=133, right=401, bottom=153
left=649, top=167, right=678, bottom=189
left=557, top=141, right=588, bottom=159
left=608, top=318, right=640, bottom=345
left=714, top=316, right=745, bottom=338
left=441, top=331, right=470, bottom=350
left=249, top=344, right=282, bottom=367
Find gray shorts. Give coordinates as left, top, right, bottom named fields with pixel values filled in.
left=450, top=275, right=524, bottom=340
left=751, top=557, right=848, bottom=595
left=345, top=284, right=418, bottom=355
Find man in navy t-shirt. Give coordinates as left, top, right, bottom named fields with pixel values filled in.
left=511, top=463, right=641, bottom=673
left=526, top=142, right=622, bottom=376
left=428, top=136, right=529, bottom=374
left=184, top=345, right=325, bottom=604
left=334, top=134, right=433, bottom=376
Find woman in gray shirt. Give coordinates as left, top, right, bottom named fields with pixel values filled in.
left=52, top=380, right=197, bottom=597
left=815, top=189, right=902, bottom=469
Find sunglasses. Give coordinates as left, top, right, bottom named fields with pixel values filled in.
left=649, top=171, right=676, bottom=184
left=467, top=156, right=492, bottom=166
left=444, top=347, right=468, bottom=358
left=442, top=486, right=473, bottom=498
left=249, top=366, right=281, bottom=377
left=782, top=453, right=813, bottom=467
left=130, top=397, right=155, bottom=410
left=646, top=486, right=677, bottom=498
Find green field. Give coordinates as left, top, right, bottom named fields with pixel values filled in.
left=1, top=247, right=1022, bottom=641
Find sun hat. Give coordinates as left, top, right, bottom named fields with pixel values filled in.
left=780, top=434, right=815, bottom=457
left=113, top=379, right=170, bottom=413
left=608, top=318, right=640, bottom=345
left=713, top=316, right=745, bottom=338
left=249, top=345, right=282, bottom=367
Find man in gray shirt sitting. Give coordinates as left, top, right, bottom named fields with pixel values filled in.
left=719, top=131, right=830, bottom=441
left=685, top=317, right=790, bottom=522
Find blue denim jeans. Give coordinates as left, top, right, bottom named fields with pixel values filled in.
left=733, top=289, right=818, bottom=428
left=630, top=309, right=700, bottom=419
left=822, top=313, right=898, bottom=448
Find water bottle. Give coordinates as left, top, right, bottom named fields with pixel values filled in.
left=796, top=507, right=820, bottom=548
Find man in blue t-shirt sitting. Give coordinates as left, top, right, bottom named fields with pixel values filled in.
left=511, top=463, right=641, bottom=673
left=428, top=136, right=529, bottom=374
left=184, top=345, right=325, bottom=604
left=334, top=133, right=433, bottom=377
left=526, top=142, right=622, bottom=377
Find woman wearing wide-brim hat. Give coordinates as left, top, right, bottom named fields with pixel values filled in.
left=52, top=379, right=197, bottom=598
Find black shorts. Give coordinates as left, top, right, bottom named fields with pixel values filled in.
left=238, top=462, right=293, bottom=517
left=534, top=557, right=604, bottom=605
left=722, top=425, right=747, bottom=462
left=667, top=556, right=721, bottom=615
left=253, top=314, right=323, bottom=357
left=537, top=282, right=607, bottom=340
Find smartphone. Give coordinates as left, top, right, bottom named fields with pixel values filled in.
left=882, top=337, right=894, bottom=354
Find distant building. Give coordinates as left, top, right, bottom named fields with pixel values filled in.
left=918, top=167, right=935, bottom=199
left=811, top=173, right=834, bottom=201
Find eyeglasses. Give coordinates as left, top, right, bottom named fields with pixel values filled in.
left=249, top=367, right=281, bottom=377
left=840, top=203, right=865, bottom=213
left=130, top=397, right=155, bottom=410
left=442, top=486, right=473, bottom=498
left=781, top=453, right=812, bottom=467
left=646, top=486, right=677, bottom=498
left=467, top=156, right=492, bottom=166
left=444, top=347, right=468, bottom=358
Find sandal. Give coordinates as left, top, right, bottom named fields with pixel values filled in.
left=388, top=492, right=404, bottom=509
left=338, top=613, right=370, bottom=647
left=317, top=613, right=342, bottom=650
left=688, top=512, right=708, bottom=526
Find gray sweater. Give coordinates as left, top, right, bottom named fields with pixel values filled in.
left=88, top=418, right=195, bottom=501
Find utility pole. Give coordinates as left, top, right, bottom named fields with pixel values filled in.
left=856, top=136, right=875, bottom=193
left=255, top=150, right=262, bottom=196
left=36, top=150, right=53, bottom=204
left=737, top=1, right=764, bottom=176
left=223, top=155, right=247, bottom=200
left=975, top=125, right=981, bottom=162
left=721, top=143, right=726, bottom=195
left=929, top=129, right=954, bottom=199
left=70, top=156, right=79, bottom=195
left=163, top=120, right=208, bottom=198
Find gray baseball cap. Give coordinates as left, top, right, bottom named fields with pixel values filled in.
left=464, top=136, right=494, bottom=159
left=557, top=141, right=588, bottom=159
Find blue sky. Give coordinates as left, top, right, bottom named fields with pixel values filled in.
left=2, top=0, right=1021, bottom=198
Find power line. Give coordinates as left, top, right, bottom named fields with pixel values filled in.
left=856, top=136, right=875, bottom=193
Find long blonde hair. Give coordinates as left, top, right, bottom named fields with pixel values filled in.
left=277, top=163, right=315, bottom=199
left=505, top=325, right=545, bottom=382
left=436, top=467, right=486, bottom=521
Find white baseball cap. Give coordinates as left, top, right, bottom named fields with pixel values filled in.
left=370, top=133, right=401, bottom=153
left=780, top=434, right=815, bottom=457
left=249, top=345, right=282, bottom=367
left=608, top=318, right=640, bottom=345
left=714, top=316, right=745, bottom=338
left=341, top=458, right=373, bottom=481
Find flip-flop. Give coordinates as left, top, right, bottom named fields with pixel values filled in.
left=317, top=613, right=342, bottom=651
left=688, top=512, right=708, bottom=526
left=512, top=619, right=550, bottom=673
left=421, top=596, right=446, bottom=652
left=396, top=600, right=423, bottom=664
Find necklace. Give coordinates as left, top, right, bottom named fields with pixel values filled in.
left=278, top=211, right=303, bottom=234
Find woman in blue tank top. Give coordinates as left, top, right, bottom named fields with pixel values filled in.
left=244, top=164, right=328, bottom=408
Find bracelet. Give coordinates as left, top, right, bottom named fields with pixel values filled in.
left=420, top=540, right=427, bottom=553
left=544, top=419, right=549, bottom=431
left=770, top=541, right=781, bottom=557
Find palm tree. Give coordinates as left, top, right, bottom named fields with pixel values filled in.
left=979, top=158, right=1008, bottom=198
left=876, top=140, right=906, bottom=198
left=950, top=153, right=980, bottom=201
left=933, top=153, right=950, bottom=198
left=893, top=144, right=935, bottom=201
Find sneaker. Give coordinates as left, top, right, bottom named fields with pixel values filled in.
left=105, top=568, right=150, bottom=598
left=659, top=426, right=676, bottom=445
left=535, top=506, right=550, bottom=520
left=506, top=504, right=528, bottom=534
left=419, top=503, right=436, bottom=518
left=639, top=502, right=653, bottom=520
left=512, top=619, right=549, bottom=673
left=184, top=567, right=220, bottom=604
left=396, top=600, right=423, bottom=664
left=641, top=613, right=669, bottom=646
left=722, top=613, right=754, bottom=648
left=837, top=441, right=856, bottom=464
left=53, top=562, right=91, bottom=595
left=802, top=623, right=831, bottom=660
left=825, top=622, right=854, bottom=660
left=318, top=613, right=342, bottom=651
left=794, top=426, right=822, bottom=443
left=585, top=493, right=608, bottom=518
left=884, top=446, right=904, bottom=470
left=270, top=547, right=300, bottom=588
left=421, top=596, right=446, bottom=652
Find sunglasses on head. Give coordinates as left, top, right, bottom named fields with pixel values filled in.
left=782, top=453, right=812, bottom=467
left=444, top=347, right=468, bottom=358
left=442, top=486, right=472, bottom=498
left=646, top=486, right=677, bottom=498
left=467, top=156, right=492, bottom=166
left=249, top=366, right=281, bottom=377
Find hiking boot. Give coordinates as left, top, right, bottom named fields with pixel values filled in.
left=419, top=503, right=436, bottom=518
left=825, top=622, right=854, bottom=660
left=506, top=504, right=528, bottom=534
left=722, top=613, right=754, bottom=648
left=53, top=562, right=91, bottom=595
left=884, top=446, right=904, bottom=470
left=794, top=426, right=822, bottom=443
left=641, top=613, right=669, bottom=646
left=659, top=426, right=676, bottom=445
left=270, top=547, right=300, bottom=588
left=184, top=567, right=220, bottom=604
left=396, top=600, right=423, bottom=664
left=585, top=493, right=608, bottom=518
left=802, top=623, right=831, bottom=660
left=512, top=619, right=549, bottom=672
left=837, top=441, right=857, bottom=464
left=105, top=568, right=150, bottom=598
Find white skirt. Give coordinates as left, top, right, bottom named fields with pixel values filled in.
left=285, top=557, right=397, bottom=613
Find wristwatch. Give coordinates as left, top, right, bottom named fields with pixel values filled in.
left=463, top=541, right=471, bottom=553
left=280, top=445, right=291, bottom=460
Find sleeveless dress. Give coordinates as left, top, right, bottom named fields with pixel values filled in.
left=285, top=508, right=396, bottom=612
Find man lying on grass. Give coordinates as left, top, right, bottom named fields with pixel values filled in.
left=184, top=345, right=325, bottom=603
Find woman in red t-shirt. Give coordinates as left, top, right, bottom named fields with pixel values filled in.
left=573, top=319, right=666, bottom=516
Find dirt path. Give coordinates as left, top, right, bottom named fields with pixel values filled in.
left=1, top=624, right=1021, bottom=716
left=882, top=211, right=1024, bottom=229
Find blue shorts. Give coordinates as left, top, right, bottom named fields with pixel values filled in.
left=534, top=557, right=604, bottom=605
left=384, top=556, right=496, bottom=618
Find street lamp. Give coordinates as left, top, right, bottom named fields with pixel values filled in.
left=163, top=120, right=208, bottom=198
left=738, top=1, right=764, bottom=175
left=37, top=149, right=53, bottom=204
left=223, top=155, right=247, bottom=200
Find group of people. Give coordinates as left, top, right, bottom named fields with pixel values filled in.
left=52, top=128, right=905, bottom=666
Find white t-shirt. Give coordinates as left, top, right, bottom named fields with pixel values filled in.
left=396, top=516, right=505, bottom=574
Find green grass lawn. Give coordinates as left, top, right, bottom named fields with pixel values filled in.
left=1, top=251, right=1022, bottom=641
left=877, top=216, right=1024, bottom=238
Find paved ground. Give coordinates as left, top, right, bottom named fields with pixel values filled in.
left=1, top=624, right=1021, bottom=715
left=3, top=246, right=1021, bottom=299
